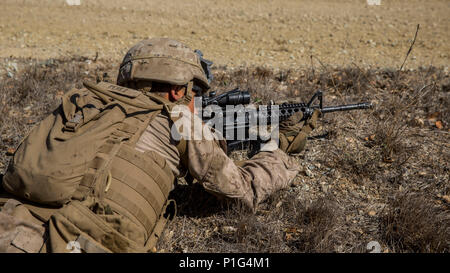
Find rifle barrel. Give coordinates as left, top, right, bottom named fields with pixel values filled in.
left=318, top=102, right=372, bottom=113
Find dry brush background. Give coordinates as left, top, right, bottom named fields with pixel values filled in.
left=0, top=0, right=449, bottom=252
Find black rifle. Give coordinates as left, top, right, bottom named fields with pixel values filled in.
left=201, top=89, right=372, bottom=153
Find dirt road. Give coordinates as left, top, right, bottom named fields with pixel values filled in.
left=0, top=0, right=448, bottom=69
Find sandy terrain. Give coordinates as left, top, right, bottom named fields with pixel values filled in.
left=0, top=0, right=449, bottom=69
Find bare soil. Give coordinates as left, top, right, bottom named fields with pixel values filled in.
left=0, top=0, right=449, bottom=253
left=0, top=0, right=449, bottom=70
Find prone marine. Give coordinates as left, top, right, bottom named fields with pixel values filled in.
left=0, top=38, right=319, bottom=253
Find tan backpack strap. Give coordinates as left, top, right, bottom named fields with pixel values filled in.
left=144, top=199, right=176, bottom=252
left=83, top=81, right=164, bottom=110
left=126, top=111, right=161, bottom=145
left=143, top=92, right=176, bottom=115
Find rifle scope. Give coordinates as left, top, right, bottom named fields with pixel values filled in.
left=202, top=89, right=251, bottom=107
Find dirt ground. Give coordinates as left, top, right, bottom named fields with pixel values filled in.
left=0, top=0, right=449, bottom=70
left=0, top=0, right=449, bottom=253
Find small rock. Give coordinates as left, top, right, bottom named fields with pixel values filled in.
left=285, top=233, right=293, bottom=241
left=345, top=137, right=355, bottom=143
left=368, top=210, right=376, bottom=217
left=277, top=85, right=287, bottom=92
left=221, top=226, right=237, bottom=234
left=413, top=117, right=424, bottom=127
left=442, top=195, right=450, bottom=204
left=166, top=230, right=174, bottom=241
left=6, top=148, right=15, bottom=156
left=9, top=62, right=18, bottom=71
left=427, top=111, right=440, bottom=122
left=350, top=190, right=359, bottom=198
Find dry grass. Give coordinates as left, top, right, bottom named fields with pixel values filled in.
left=285, top=196, right=340, bottom=253
left=0, top=57, right=449, bottom=253
left=381, top=192, right=449, bottom=253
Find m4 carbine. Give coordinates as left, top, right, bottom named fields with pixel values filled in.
left=201, top=89, right=372, bottom=152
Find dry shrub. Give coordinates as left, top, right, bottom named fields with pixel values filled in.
left=209, top=194, right=340, bottom=253
left=286, top=196, right=340, bottom=253
left=380, top=192, right=450, bottom=253
left=1, top=57, right=89, bottom=113
left=326, top=145, right=381, bottom=183
left=317, top=67, right=373, bottom=95
left=208, top=197, right=287, bottom=252
left=232, top=210, right=287, bottom=252
left=373, top=121, right=411, bottom=164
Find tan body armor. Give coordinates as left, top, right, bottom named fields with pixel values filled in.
left=2, top=81, right=181, bottom=252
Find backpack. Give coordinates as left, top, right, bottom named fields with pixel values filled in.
left=3, top=81, right=180, bottom=252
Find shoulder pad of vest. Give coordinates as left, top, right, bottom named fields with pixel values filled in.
left=95, top=82, right=142, bottom=98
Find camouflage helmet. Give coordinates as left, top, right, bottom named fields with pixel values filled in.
left=117, top=38, right=210, bottom=91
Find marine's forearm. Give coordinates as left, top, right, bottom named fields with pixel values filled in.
left=186, top=138, right=299, bottom=210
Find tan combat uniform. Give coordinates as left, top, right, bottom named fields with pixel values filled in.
left=136, top=111, right=299, bottom=210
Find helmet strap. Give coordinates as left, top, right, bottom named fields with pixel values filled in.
left=176, top=80, right=194, bottom=106
left=185, top=80, right=194, bottom=100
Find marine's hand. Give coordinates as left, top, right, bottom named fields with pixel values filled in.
left=279, top=109, right=321, bottom=154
